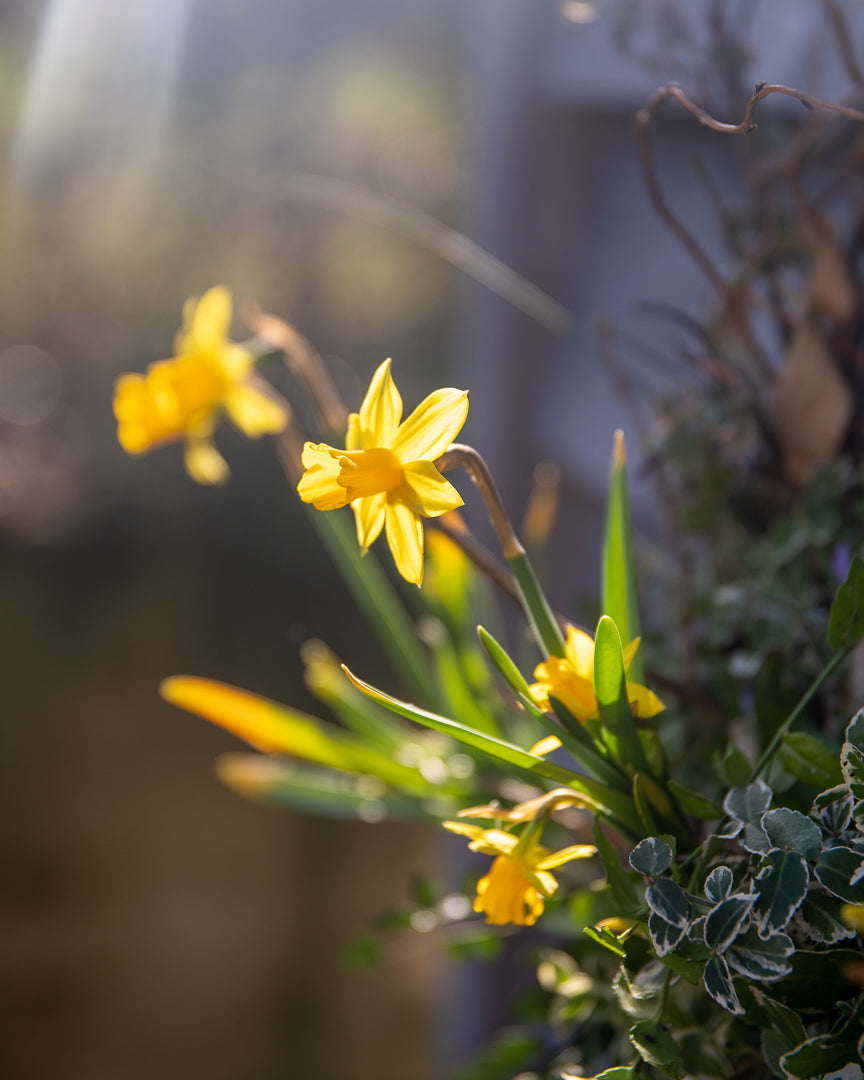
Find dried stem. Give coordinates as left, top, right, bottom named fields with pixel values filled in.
left=435, top=444, right=524, bottom=560
left=822, top=0, right=864, bottom=87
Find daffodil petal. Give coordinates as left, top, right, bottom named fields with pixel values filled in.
left=564, top=625, right=595, bottom=678
left=184, top=436, right=229, bottom=485
left=531, top=869, right=559, bottom=898
left=297, top=443, right=349, bottom=510
left=442, top=820, right=487, bottom=841
left=622, top=637, right=641, bottom=673
left=190, top=285, right=233, bottom=354
left=359, top=358, right=402, bottom=445
left=384, top=498, right=424, bottom=585
left=536, top=844, right=597, bottom=870
left=401, top=460, right=464, bottom=517
left=224, top=383, right=288, bottom=437
left=391, top=387, right=468, bottom=462
left=627, top=683, right=666, bottom=718
left=346, top=412, right=362, bottom=452
left=353, top=492, right=386, bottom=552
left=529, top=735, right=562, bottom=757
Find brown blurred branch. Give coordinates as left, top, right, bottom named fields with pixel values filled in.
left=822, top=0, right=864, bottom=87
left=430, top=516, right=521, bottom=608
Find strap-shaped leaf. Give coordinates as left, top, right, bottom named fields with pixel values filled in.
left=342, top=665, right=642, bottom=834
left=476, top=625, right=534, bottom=699
left=703, top=955, right=743, bottom=1015
left=762, top=808, right=822, bottom=861
left=594, top=615, right=650, bottom=773
left=629, top=837, right=673, bottom=876
left=753, top=849, right=809, bottom=938
left=726, top=928, right=793, bottom=981
left=547, top=695, right=633, bottom=791
left=645, top=878, right=691, bottom=928
left=828, top=554, right=864, bottom=650
left=704, top=893, right=755, bottom=953
left=704, top=866, right=734, bottom=904
left=667, top=780, right=723, bottom=820
left=813, top=845, right=864, bottom=903
left=602, top=431, right=644, bottom=684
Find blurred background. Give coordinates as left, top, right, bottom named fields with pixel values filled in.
left=1, top=1, right=862, bottom=1077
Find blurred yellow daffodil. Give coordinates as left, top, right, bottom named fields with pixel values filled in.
left=297, top=358, right=468, bottom=585
left=529, top=625, right=664, bottom=732
left=443, top=819, right=596, bottom=926
left=114, top=286, right=287, bottom=483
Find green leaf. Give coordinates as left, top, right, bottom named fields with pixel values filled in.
left=778, top=732, right=843, bottom=789
left=649, top=912, right=686, bottom=957
left=305, top=506, right=437, bottom=703
left=506, top=549, right=566, bottom=658
left=594, top=615, right=651, bottom=773
left=583, top=924, right=628, bottom=957
left=645, top=878, right=691, bottom=928
left=762, top=808, right=822, bottom=861
left=435, top=633, right=501, bottom=736
left=813, top=845, right=864, bottom=903
left=602, top=431, right=644, bottom=684
left=753, top=849, right=809, bottom=938
left=770, top=949, right=863, bottom=1011
left=749, top=986, right=807, bottom=1050
left=828, top=554, right=864, bottom=650
left=667, top=779, right=723, bottom=820
left=720, top=744, right=753, bottom=787
left=303, top=657, right=409, bottom=749
left=840, top=742, right=864, bottom=801
left=847, top=708, right=864, bottom=750
left=476, top=625, right=533, bottom=699
left=704, top=893, right=755, bottom=953
left=703, top=955, right=744, bottom=1015
left=547, top=695, right=633, bottom=791
left=629, top=837, right=673, bottom=876
left=593, top=819, right=643, bottom=915
left=726, top=928, right=793, bottom=981
left=628, top=1019, right=685, bottom=1079
left=781, top=998, right=864, bottom=1080
left=658, top=949, right=703, bottom=986
left=812, top=785, right=853, bottom=835
left=587, top=1070, right=635, bottom=1080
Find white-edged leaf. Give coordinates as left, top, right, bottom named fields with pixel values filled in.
left=703, top=954, right=744, bottom=1015
left=645, top=878, right=692, bottom=929
left=649, top=912, right=687, bottom=957
left=629, top=837, right=673, bottom=876
left=726, top=928, right=793, bottom=981
left=794, top=892, right=857, bottom=944
left=813, top=786, right=854, bottom=836
left=704, top=865, right=735, bottom=904
left=704, top=893, right=755, bottom=953
left=762, top=808, right=822, bottom=861
left=813, top=845, right=864, bottom=903
left=724, top=780, right=772, bottom=823
left=753, top=849, right=810, bottom=938
left=740, top=817, right=773, bottom=855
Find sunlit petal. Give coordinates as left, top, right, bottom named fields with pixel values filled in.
left=358, top=358, right=402, bottom=445
left=627, top=683, right=666, bottom=718
left=622, top=637, right=641, bottom=673
left=564, top=625, right=595, bottom=678
left=184, top=435, right=229, bottom=485
left=392, top=387, right=468, bottom=462
left=536, top=844, right=597, bottom=870
left=401, top=460, right=464, bottom=516
left=385, top=498, right=424, bottom=585
left=345, top=412, right=362, bottom=452
left=189, top=284, right=233, bottom=354
left=353, top=492, right=386, bottom=552
left=224, top=383, right=288, bottom=437
left=529, top=735, right=562, bottom=757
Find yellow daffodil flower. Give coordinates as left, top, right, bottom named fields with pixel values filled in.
left=841, top=904, right=864, bottom=933
left=114, top=286, right=287, bottom=483
left=443, top=819, right=596, bottom=926
left=529, top=625, right=664, bottom=735
left=297, top=358, right=468, bottom=585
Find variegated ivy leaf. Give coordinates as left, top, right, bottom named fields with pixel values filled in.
left=762, top=808, right=822, bottom=861
left=687, top=915, right=706, bottom=942
left=846, top=708, right=864, bottom=750
left=794, top=891, right=857, bottom=944
left=645, top=878, right=691, bottom=929
left=704, top=893, right=755, bottom=953
left=629, top=837, right=673, bottom=877
left=648, top=912, right=686, bottom=957
left=813, top=844, right=864, bottom=903
left=704, top=865, right=734, bottom=904
left=753, top=849, right=809, bottom=938
left=812, top=785, right=854, bottom=836
left=703, top=954, right=743, bottom=1015
left=840, top=742, right=864, bottom=802
left=726, top=928, right=793, bottom=981
left=723, top=780, right=772, bottom=824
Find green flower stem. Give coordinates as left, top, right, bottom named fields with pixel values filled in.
left=749, top=643, right=851, bottom=782
left=436, top=444, right=566, bottom=659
